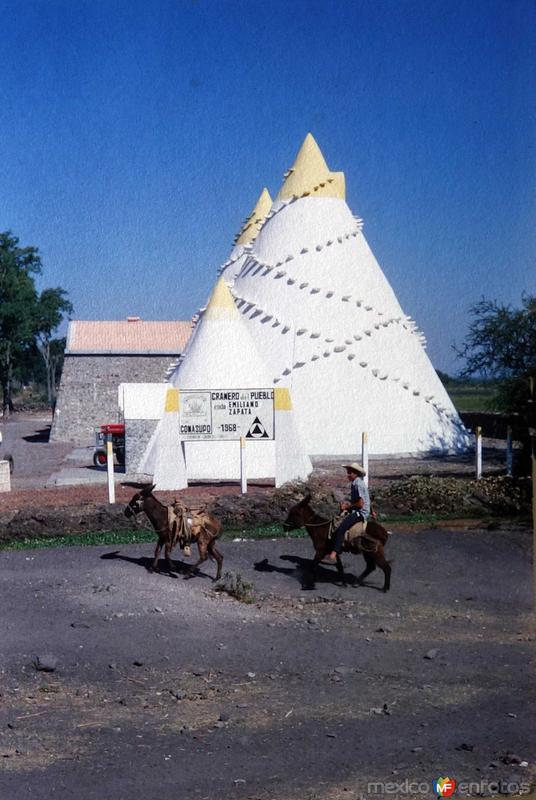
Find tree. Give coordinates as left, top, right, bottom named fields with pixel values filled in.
left=36, top=288, right=73, bottom=405
left=0, top=231, right=72, bottom=414
left=456, top=296, right=536, bottom=386
left=455, top=295, right=536, bottom=473
left=0, top=232, right=42, bottom=413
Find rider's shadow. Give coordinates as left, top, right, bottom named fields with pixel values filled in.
left=254, top=555, right=358, bottom=590
left=100, top=551, right=212, bottom=580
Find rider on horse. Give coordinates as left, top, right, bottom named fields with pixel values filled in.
left=327, top=462, right=370, bottom=562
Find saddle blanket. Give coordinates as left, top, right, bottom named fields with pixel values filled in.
left=344, top=520, right=366, bottom=544
left=332, top=514, right=367, bottom=544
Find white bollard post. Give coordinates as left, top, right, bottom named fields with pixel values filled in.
left=106, top=433, right=115, bottom=504
left=361, top=431, right=369, bottom=487
left=0, top=460, right=11, bottom=493
left=475, top=426, right=482, bottom=480
left=506, top=425, right=513, bottom=477
left=240, top=436, right=247, bottom=494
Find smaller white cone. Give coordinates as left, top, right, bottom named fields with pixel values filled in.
left=140, top=388, right=187, bottom=490
left=169, top=277, right=276, bottom=480
left=274, top=388, right=312, bottom=487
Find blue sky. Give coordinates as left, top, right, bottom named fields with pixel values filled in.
left=1, top=0, right=534, bottom=372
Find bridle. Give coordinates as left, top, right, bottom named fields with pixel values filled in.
left=125, top=495, right=144, bottom=517
left=284, top=507, right=332, bottom=532
left=124, top=493, right=170, bottom=537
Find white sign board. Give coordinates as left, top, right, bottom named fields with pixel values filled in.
left=179, top=389, right=274, bottom=441
left=119, top=383, right=168, bottom=420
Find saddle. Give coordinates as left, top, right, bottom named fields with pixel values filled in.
left=333, top=514, right=379, bottom=553
left=168, top=502, right=209, bottom=556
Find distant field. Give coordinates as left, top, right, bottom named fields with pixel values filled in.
left=445, top=383, right=499, bottom=412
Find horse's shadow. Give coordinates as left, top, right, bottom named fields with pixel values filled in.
left=254, top=554, right=361, bottom=591
left=100, top=551, right=212, bottom=581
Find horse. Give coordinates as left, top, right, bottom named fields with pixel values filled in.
left=283, top=494, right=391, bottom=592
left=123, top=483, right=224, bottom=581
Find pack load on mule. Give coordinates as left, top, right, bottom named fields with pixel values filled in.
left=283, top=494, right=392, bottom=592
left=123, top=483, right=223, bottom=580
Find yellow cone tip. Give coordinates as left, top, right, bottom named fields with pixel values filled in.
left=236, top=187, right=273, bottom=245
left=204, top=277, right=240, bottom=321
left=277, top=133, right=345, bottom=201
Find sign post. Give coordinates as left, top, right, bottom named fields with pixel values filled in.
left=240, top=437, right=247, bottom=494
left=106, top=433, right=115, bottom=504
left=361, top=431, right=369, bottom=486
left=475, top=426, right=482, bottom=480
left=506, top=425, right=513, bottom=477
left=177, top=388, right=274, bottom=488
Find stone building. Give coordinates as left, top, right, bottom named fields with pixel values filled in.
left=50, top=317, right=191, bottom=445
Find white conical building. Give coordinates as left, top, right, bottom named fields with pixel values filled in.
left=161, top=277, right=311, bottom=481
left=219, top=187, right=273, bottom=283
left=221, top=133, right=470, bottom=456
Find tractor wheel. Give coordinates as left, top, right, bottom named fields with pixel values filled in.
left=93, top=450, right=107, bottom=469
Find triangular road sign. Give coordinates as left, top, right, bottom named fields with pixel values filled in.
left=246, top=417, right=269, bottom=439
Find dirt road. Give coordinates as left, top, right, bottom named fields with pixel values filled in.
left=0, top=413, right=74, bottom=490
left=0, top=528, right=533, bottom=800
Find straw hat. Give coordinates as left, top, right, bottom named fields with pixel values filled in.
left=342, top=462, right=366, bottom=476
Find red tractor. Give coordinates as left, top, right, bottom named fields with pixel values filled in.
left=93, top=423, right=125, bottom=468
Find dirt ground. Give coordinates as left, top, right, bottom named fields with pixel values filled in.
left=0, top=413, right=534, bottom=799
left=0, top=531, right=534, bottom=800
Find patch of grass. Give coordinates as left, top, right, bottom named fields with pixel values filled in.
left=378, top=510, right=488, bottom=525
left=0, top=523, right=307, bottom=552
left=221, top=523, right=308, bottom=541
left=446, top=384, right=500, bottom=412
left=1, top=507, right=522, bottom=553
left=0, top=529, right=155, bottom=551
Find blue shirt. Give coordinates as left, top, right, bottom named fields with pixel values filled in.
left=350, top=477, right=370, bottom=520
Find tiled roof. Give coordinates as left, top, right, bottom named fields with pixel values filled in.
left=67, top=319, right=192, bottom=354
